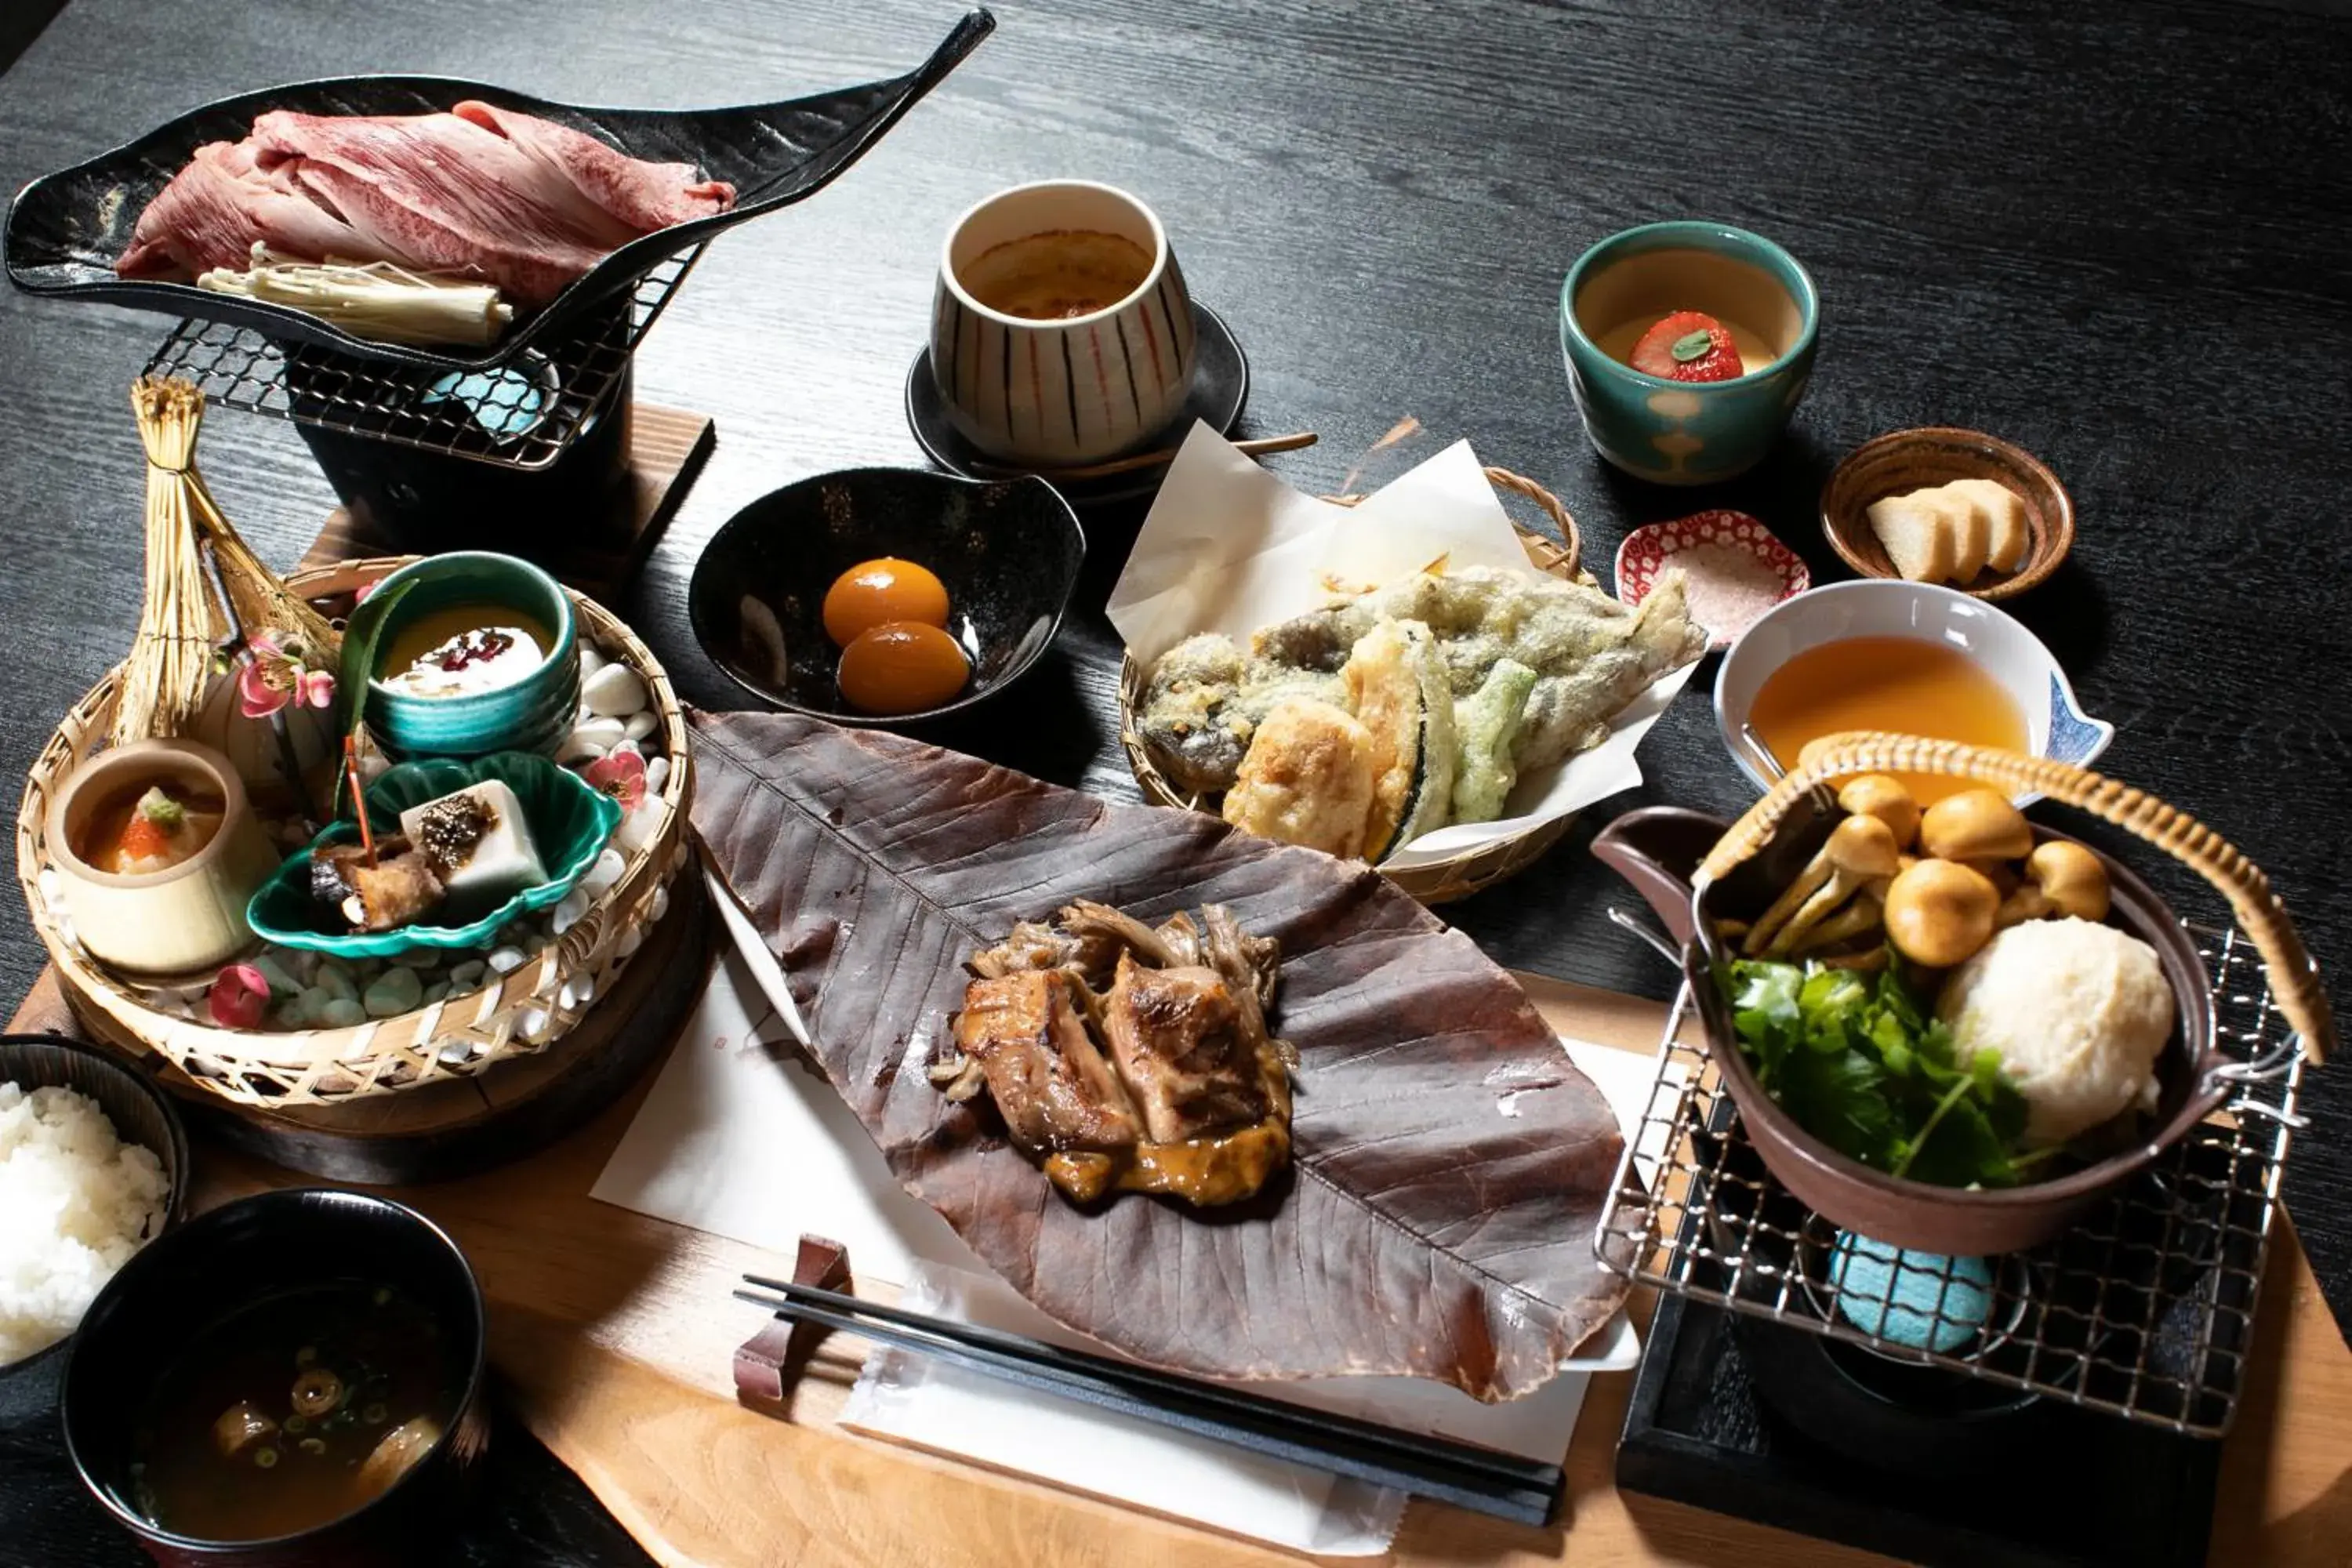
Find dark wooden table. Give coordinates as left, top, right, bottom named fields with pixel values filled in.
left=2, top=0, right=2348, bottom=1562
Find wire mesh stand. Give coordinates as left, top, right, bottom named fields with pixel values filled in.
left=140, top=245, right=704, bottom=472
left=1592, top=919, right=2306, bottom=1438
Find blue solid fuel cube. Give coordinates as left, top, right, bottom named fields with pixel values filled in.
left=1828, top=1232, right=1995, bottom=1352
left=423, top=368, right=547, bottom=440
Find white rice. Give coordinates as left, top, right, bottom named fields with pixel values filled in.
left=0, top=1080, right=169, bottom=1364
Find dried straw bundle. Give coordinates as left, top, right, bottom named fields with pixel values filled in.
left=111, top=379, right=226, bottom=746
left=109, top=378, right=341, bottom=748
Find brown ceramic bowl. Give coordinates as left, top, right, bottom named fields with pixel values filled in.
left=1820, top=426, right=2074, bottom=602
left=1595, top=804, right=2223, bottom=1255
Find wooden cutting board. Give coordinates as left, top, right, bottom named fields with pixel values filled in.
left=11, top=969, right=2348, bottom=1568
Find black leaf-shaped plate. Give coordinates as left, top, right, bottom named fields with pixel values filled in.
left=3, top=9, right=993, bottom=372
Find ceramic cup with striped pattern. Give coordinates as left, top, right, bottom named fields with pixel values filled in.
left=931, top=180, right=1196, bottom=466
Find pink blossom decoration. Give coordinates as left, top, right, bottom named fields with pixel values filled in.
left=209, top=963, right=270, bottom=1029
left=238, top=630, right=336, bottom=719
left=584, top=749, right=647, bottom=812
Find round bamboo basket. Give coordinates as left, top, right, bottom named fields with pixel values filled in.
left=16, top=557, right=695, bottom=1105
left=1119, top=466, right=1587, bottom=905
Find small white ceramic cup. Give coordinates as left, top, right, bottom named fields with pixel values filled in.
left=1715, top=579, right=2113, bottom=804
left=45, top=739, right=278, bottom=977
left=931, top=180, right=1196, bottom=466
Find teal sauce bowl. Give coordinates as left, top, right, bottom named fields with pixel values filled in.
left=362, top=552, right=580, bottom=760
left=246, top=752, right=621, bottom=959
left=1559, top=221, right=1820, bottom=486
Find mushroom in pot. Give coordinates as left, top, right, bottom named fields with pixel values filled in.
left=1998, top=840, right=2111, bottom=927
left=1918, top=789, right=2033, bottom=863
left=1884, top=858, right=2000, bottom=967
left=1744, top=815, right=1904, bottom=957
left=1835, top=774, right=1921, bottom=851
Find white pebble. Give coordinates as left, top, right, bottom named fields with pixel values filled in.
left=447, top=960, right=488, bottom=990
left=557, top=979, right=581, bottom=1011
left=314, top=963, right=358, bottom=1004
left=551, top=888, right=590, bottom=935
left=579, top=644, right=608, bottom=681
left=623, top=711, right=658, bottom=742
left=437, top=1039, right=476, bottom=1066
left=616, top=804, right=663, bottom=855
left=519, top=1007, right=552, bottom=1040
left=614, top=927, right=644, bottom=959
left=644, top=756, right=670, bottom=795
left=648, top=884, right=670, bottom=922
left=607, top=739, right=641, bottom=760
left=580, top=662, right=648, bottom=718
left=318, top=997, right=366, bottom=1029
left=252, top=953, right=303, bottom=997
left=556, top=731, right=606, bottom=765
left=572, top=715, right=627, bottom=751
left=363, top=966, right=424, bottom=1018
left=487, top=946, right=528, bottom=975
left=582, top=848, right=626, bottom=895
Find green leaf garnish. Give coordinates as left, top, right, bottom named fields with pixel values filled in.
left=135, top=786, right=186, bottom=830
left=329, top=577, right=418, bottom=819
left=1721, top=953, right=2034, bottom=1189
left=1670, top=328, right=1715, bottom=363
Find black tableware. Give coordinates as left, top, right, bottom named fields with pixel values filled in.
left=0, top=1036, right=189, bottom=1410
left=688, top=467, right=1084, bottom=725
left=62, top=1189, right=488, bottom=1567
left=3, top=11, right=994, bottom=372
left=904, top=299, right=1249, bottom=505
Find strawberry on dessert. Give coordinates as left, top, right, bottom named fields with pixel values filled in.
left=1629, top=310, right=1744, bottom=382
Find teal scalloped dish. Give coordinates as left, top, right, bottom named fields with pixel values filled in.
left=247, top=752, right=621, bottom=958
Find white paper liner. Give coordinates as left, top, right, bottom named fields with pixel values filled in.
left=1105, top=423, right=1695, bottom=861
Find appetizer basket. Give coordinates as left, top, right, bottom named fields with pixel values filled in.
left=1599, top=731, right=2330, bottom=1256
left=15, top=557, right=694, bottom=1105
left=1119, top=466, right=1586, bottom=905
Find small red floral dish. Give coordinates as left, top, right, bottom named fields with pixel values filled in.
left=1614, top=510, right=1809, bottom=649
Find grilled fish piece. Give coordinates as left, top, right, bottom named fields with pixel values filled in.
left=1098, top=953, right=1269, bottom=1145
left=953, top=970, right=1141, bottom=1162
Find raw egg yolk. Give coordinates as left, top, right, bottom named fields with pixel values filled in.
left=836, top=622, right=970, bottom=716
left=822, top=558, right=950, bottom=648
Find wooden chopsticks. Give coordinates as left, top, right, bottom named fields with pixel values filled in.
left=734, top=1274, right=1563, bottom=1525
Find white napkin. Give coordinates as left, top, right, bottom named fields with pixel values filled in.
left=1105, top=423, right=1697, bottom=869
left=592, top=909, right=1659, bottom=1554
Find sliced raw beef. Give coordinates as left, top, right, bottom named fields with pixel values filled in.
left=115, top=103, right=738, bottom=307
left=449, top=102, right=732, bottom=233
left=118, top=140, right=369, bottom=279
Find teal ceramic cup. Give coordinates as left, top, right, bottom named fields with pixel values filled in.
left=362, top=552, right=580, bottom=760
left=1559, top=221, right=1820, bottom=485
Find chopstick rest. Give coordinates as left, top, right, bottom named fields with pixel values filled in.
left=731, top=1233, right=851, bottom=1409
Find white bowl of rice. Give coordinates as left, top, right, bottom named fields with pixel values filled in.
left=0, top=1036, right=186, bottom=1373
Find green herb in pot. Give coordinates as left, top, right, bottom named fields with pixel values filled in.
left=1723, top=954, right=2035, bottom=1188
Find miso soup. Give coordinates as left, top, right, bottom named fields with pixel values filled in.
left=128, top=1281, right=456, bottom=1541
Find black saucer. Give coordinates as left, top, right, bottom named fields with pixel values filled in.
left=903, top=299, right=1248, bottom=506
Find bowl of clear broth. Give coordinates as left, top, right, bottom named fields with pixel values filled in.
left=1715, top=579, right=2112, bottom=804
left=62, top=1189, right=486, bottom=1566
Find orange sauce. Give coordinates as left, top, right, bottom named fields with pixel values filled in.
left=1747, top=636, right=2027, bottom=804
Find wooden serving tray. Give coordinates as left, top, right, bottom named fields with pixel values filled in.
left=11, top=971, right=2349, bottom=1568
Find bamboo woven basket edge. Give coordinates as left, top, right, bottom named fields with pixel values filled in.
left=15, top=557, right=695, bottom=1106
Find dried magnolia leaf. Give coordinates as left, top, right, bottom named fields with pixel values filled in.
left=690, top=710, right=1633, bottom=1401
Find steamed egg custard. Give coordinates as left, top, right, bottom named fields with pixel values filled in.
left=376, top=603, right=553, bottom=700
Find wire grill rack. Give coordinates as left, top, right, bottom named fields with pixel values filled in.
left=1593, top=920, right=2306, bottom=1438
left=140, top=246, right=704, bottom=472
